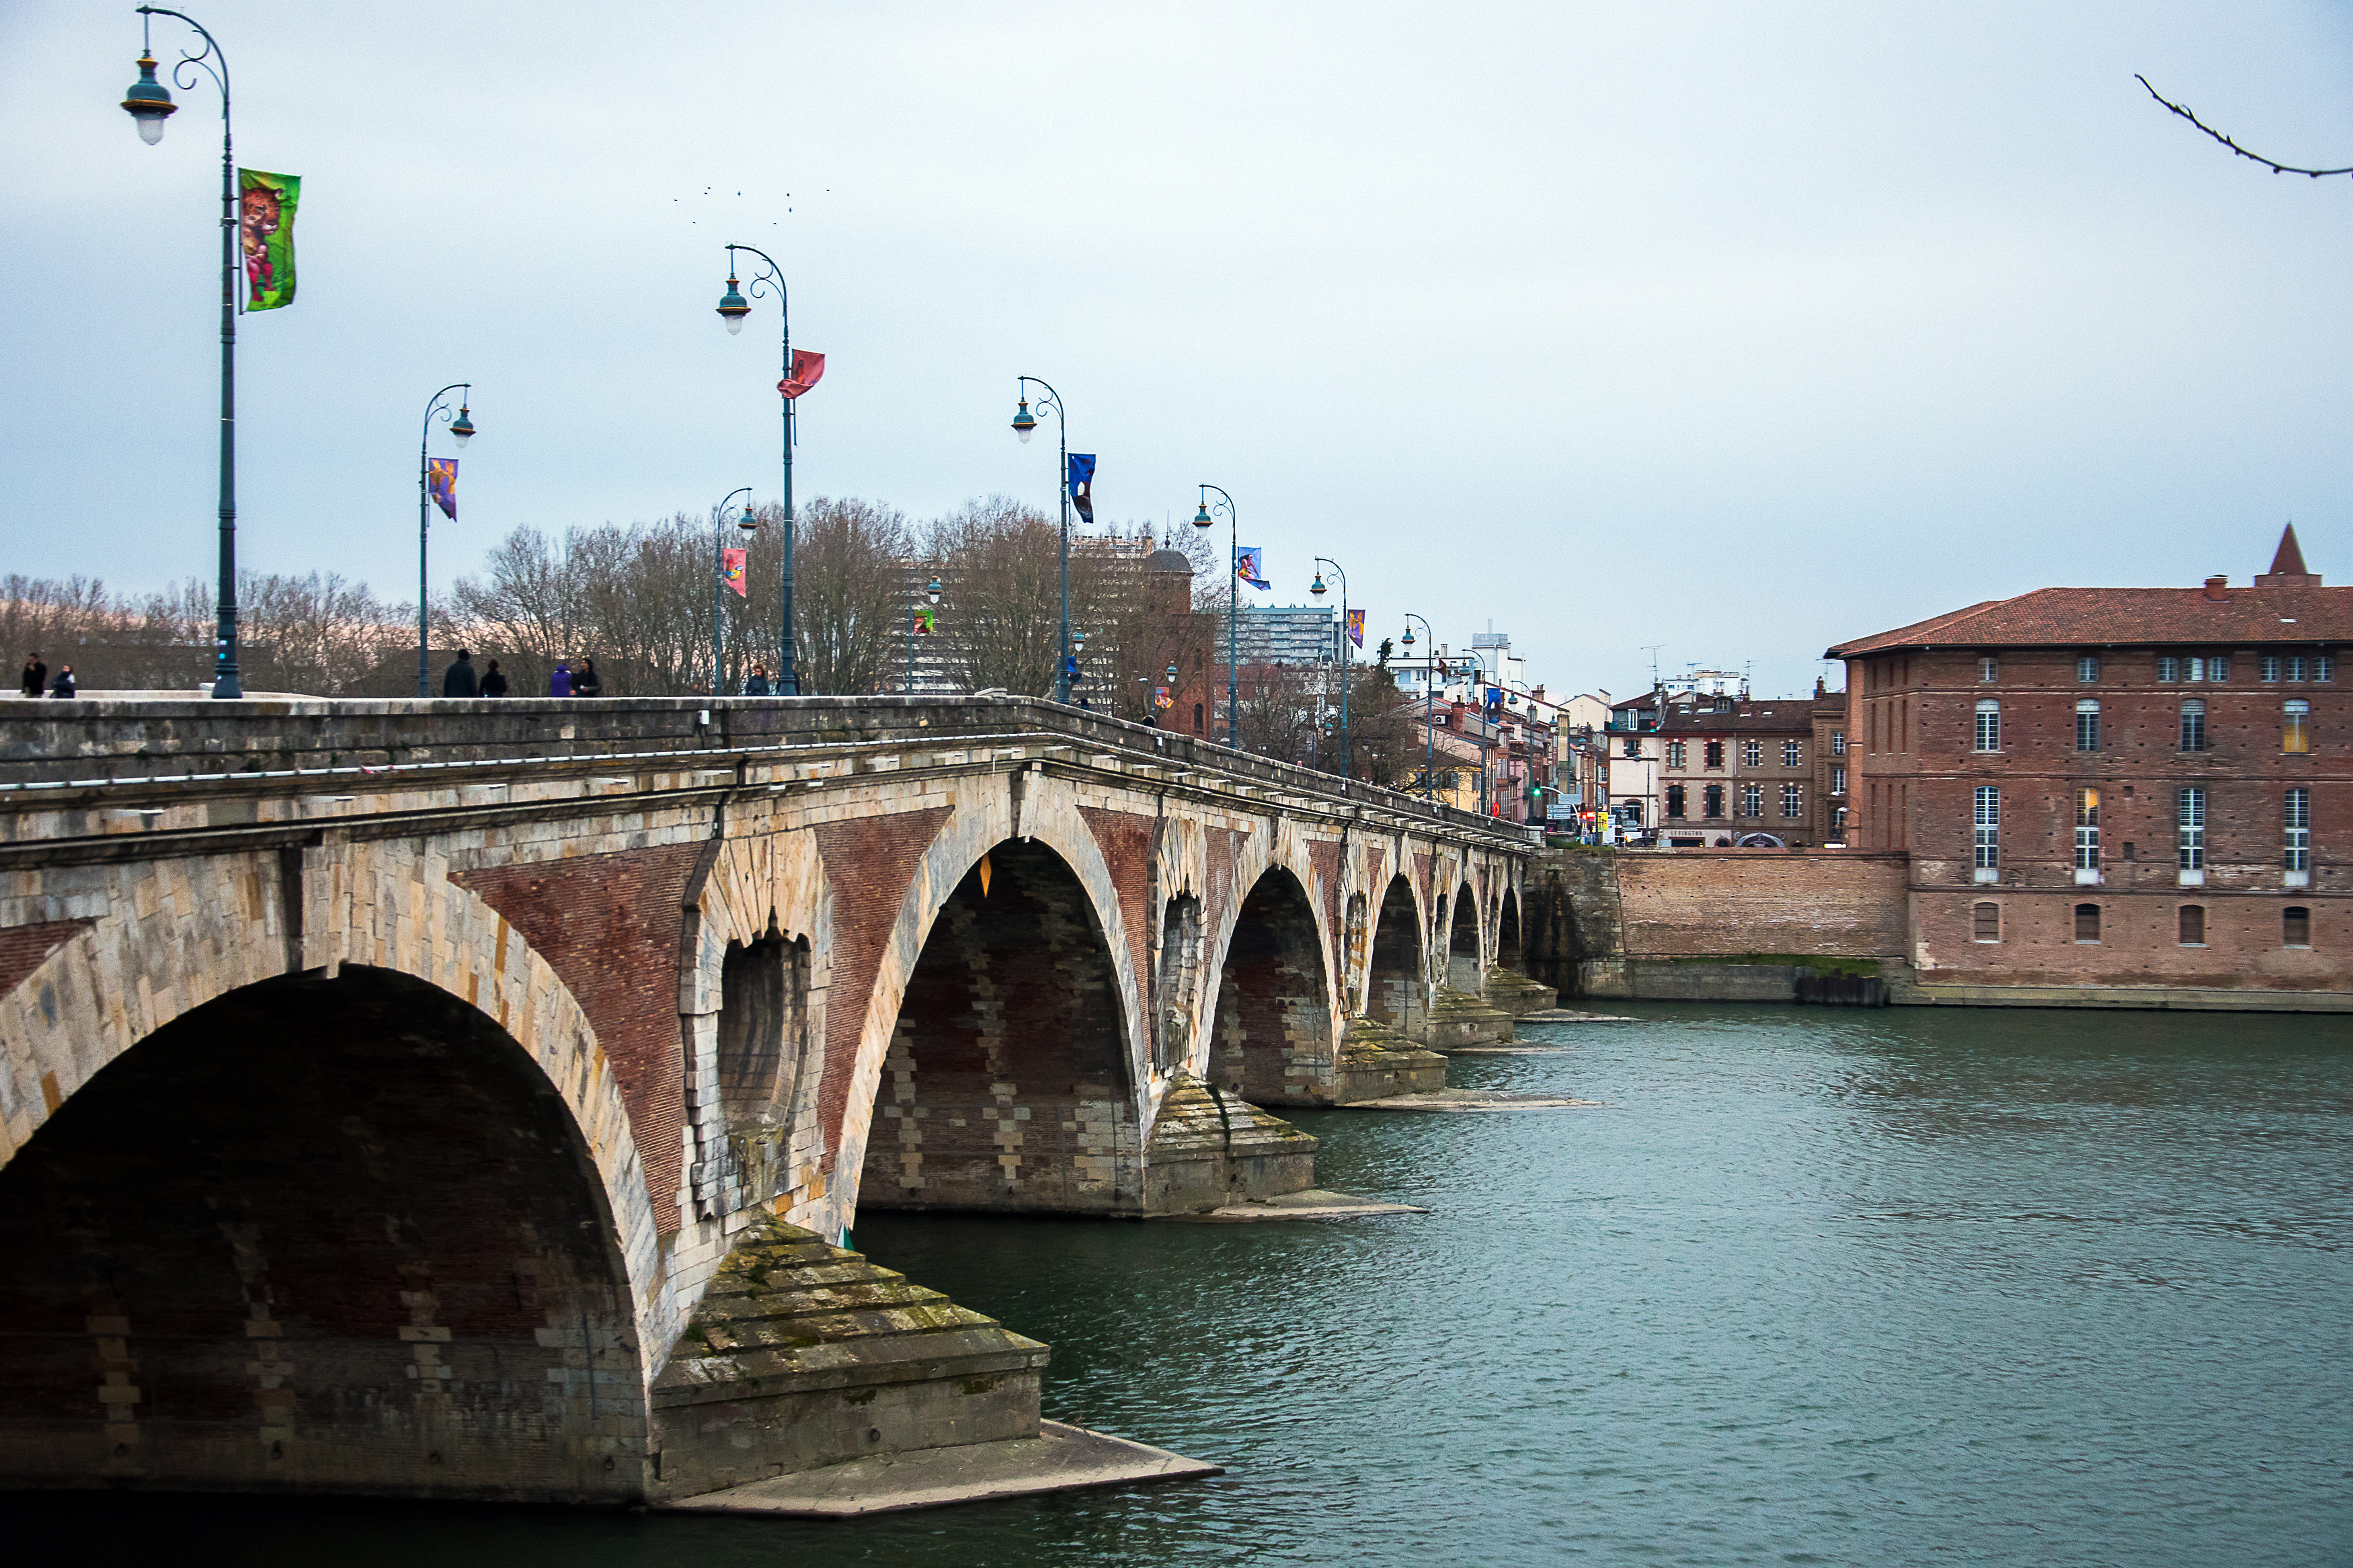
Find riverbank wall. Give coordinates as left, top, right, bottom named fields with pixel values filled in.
left=1524, top=848, right=2353, bottom=1011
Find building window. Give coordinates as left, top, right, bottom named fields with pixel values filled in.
left=1622, top=736, right=1640, bottom=758
left=1705, top=741, right=1724, bottom=769
left=1831, top=730, right=1847, bottom=756
left=2286, top=655, right=2307, bottom=682
left=2262, top=656, right=2282, bottom=683
left=1831, top=804, right=1848, bottom=837
left=2286, top=787, right=2311, bottom=872
left=2077, top=655, right=2100, bottom=682
left=1978, top=656, right=1998, bottom=683
left=2075, top=699, right=2101, bottom=753
left=2158, top=657, right=2180, bottom=682
left=2284, top=906, right=2312, bottom=947
left=1667, top=784, right=1687, bottom=819
left=1975, top=699, right=2001, bottom=752
left=1193, top=702, right=1204, bottom=734
left=2075, top=788, right=2100, bottom=872
left=1733, top=783, right=1757, bottom=816
left=1972, top=902, right=2001, bottom=942
left=2321, top=655, right=2337, bottom=682
left=1831, top=766, right=1847, bottom=794
left=1666, top=740, right=1686, bottom=768
left=2209, top=655, right=2231, bottom=682
left=1741, top=740, right=1761, bottom=768
left=1973, top=785, right=1999, bottom=877
left=2178, top=786, right=2206, bottom=871
left=2284, top=699, right=2311, bottom=753
left=2074, top=903, right=2102, bottom=943
left=2187, top=656, right=2209, bottom=683
left=2178, top=905, right=2206, bottom=946
left=1704, top=784, right=1725, bottom=817
left=1782, top=783, right=1802, bottom=819
left=2179, top=700, right=2206, bottom=753
left=1782, top=740, right=1802, bottom=767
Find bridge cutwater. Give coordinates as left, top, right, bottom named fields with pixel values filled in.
left=0, top=696, right=1552, bottom=1506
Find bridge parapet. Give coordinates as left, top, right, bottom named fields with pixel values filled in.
left=0, top=694, right=1538, bottom=850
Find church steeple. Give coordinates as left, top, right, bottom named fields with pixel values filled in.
left=2256, top=523, right=2319, bottom=587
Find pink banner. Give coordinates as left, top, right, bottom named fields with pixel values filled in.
left=778, top=349, right=826, bottom=399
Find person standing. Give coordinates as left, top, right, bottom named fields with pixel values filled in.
left=442, top=649, right=479, bottom=698
left=743, top=663, right=770, bottom=696
left=19, top=653, right=46, bottom=697
left=480, top=659, right=510, bottom=698
left=549, top=661, right=573, bottom=698
left=572, top=658, right=602, bottom=698
left=47, top=664, right=76, bottom=699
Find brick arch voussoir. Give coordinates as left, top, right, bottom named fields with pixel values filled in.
left=0, top=848, right=670, bottom=1369
left=826, top=780, right=1147, bottom=1233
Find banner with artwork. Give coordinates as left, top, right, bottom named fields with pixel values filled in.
left=1235, top=546, right=1271, bottom=590
left=1346, top=608, right=1364, bottom=649
left=1066, top=453, right=1096, bottom=524
left=427, top=458, right=458, bottom=520
left=236, top=168, right=301, bottom=311
left=778, top=349, right=826, bottom=399
left=721, top=548, right=748, bottom=597
left=914, top=604, right=936, bottom=634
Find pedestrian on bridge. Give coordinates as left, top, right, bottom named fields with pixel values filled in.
left=441, top=650, right=479, bottom=698
left=480, top=659, right=510, bottom=698
left=19, top=653, right=46, bottom=698
left=549, top=661, right=573, bottom=698
left=573, top=659, right=603, bottom=698
left=744, top=663, right=771, bottom=696
left=46, top=665, right=75, bottom=699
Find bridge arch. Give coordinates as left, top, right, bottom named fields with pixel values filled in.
left=0, top=852, right=664, bottom=1501
left=1445, top=880, right=1484, bottom=991
left=1497, top=885, right=1523, bottom=972
left=1363, top=874, right=1428, bottom=1034
left=1205, top=864, right=1336, bottom=1107
left=830, top=777, right=1146, bottom=1227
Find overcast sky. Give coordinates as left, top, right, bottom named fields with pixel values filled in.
left=7, top=1, right=2350, bottom=699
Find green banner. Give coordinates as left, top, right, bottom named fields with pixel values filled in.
left=237, top=168, right=301, bottom=311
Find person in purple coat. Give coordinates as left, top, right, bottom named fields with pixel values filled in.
left=549, top=661, right=573, bottom=698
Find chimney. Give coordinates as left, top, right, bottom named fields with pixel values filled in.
left=2203, top=575, right=2229, bottom=602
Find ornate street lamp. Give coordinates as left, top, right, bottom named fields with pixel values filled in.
left=714, top=245, right=801, bottom=694
left=1310, top=556, right=1350, bottom=778
left=1402, top=614, right=1435, bottom=803
left=120, top=7, right=245, bottom=697
left=907, top=573, right=943, bottom=692
left=711, top=488, right=758, bottom=697
left=1192, top=486, right=1239, bottom=745
left=1008, top=378, right=1074, bottom=702
left=415, top=383, right=475, bottom=696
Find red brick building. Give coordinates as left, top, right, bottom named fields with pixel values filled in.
left=1827, top=528, right=2348, bottom=995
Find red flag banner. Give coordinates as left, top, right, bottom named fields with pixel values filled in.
left=778, top=349, right=826, bottom=399
left=721, top=548, right=748, bottom=597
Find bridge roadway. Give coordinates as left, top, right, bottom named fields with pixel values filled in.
left=0, top=694, right=1550, bottom=1506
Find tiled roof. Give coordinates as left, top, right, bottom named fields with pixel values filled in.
left=1825, top=583, right=2353, bottom=658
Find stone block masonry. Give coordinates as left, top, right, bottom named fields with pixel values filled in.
left=0, top=695, right=1538, bottom=1502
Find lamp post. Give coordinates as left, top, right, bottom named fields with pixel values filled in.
left=711, top=488, right=758, bottom=697
left=1009, top=378, right=1074, bottom=702
left=1401, top=614, right=1434, bottom=803
left=1191, top=485, right=1238, bottom=745
left=715, top=245, right=801, bottom=694
left=120, top=7, right=245, bottom=698
left=906, top=574, right=941, bottom=692
left=415, top=383, right=475, bottom=697
left=1309, top=557, right=1349, bottom=778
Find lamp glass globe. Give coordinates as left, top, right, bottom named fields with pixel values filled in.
left=723, top=315, right=745, bottom=335
left=136, top=114, right=166, bottom=145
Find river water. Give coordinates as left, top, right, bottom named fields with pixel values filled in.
left=26, top=1003, right=2352, bottom=1566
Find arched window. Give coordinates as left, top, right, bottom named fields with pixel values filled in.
left=2284, top=906, right=2312, bottom=947
left=2074, top=903, right=2102, bottom=943
left=2178, top=905, right=2206, bottom=946
left=1972, top=785, right=1999, bottom=882
left=2284, top=699, right=2311, bottom=753
left=2074, top=788, right=2100, bottom=879
left=1666, top=783, right=1687, bottom=819
left=2075, top=699, right=2100, bottom=753
left=2178, top=787, right=2207, bottom=872
left=1972, top=902, right=2000, bottom=942
left=2180, top=700, right=2206, bottom=753
left=1975, top=699, right=2000, bottom=752
left=1193, top=702, right=1204, bottom=734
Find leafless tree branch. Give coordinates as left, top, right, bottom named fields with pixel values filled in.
left=2136, top=74, right=2352, bottom=178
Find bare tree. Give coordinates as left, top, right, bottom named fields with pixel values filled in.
left=740, top=497, right=914, bottom=696
left=2137, top=75, right=2352, bottom=178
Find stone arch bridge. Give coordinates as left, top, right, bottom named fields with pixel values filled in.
left=0, top=696, right=1549, bottom=1506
